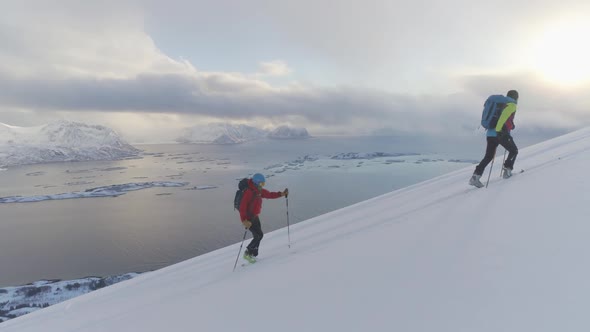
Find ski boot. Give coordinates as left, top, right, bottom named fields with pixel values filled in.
left=502, top=167, right=513, bottom=179
left=243, top=250, right=257, bottom=264
left=469, top=174, right=484, bottom=188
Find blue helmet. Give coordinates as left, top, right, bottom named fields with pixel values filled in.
left=252, top=173, right=265, bottom=185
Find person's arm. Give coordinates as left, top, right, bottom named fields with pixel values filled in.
left=495, top=103, right=516, bottom=132
left=261, top=188, right=285, bottom=199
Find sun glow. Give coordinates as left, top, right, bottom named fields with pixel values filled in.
left=529, top=18, right=590, bottom=85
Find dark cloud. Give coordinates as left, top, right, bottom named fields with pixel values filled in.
left=0, top=73, right=399, bottom=125
left=1, top=69, right=588, bottom=137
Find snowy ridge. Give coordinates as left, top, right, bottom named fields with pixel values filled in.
left=0, top=121, right=140, bottom=167
left=3, top=128, right=590, bottom=331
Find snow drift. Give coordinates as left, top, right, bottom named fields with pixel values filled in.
left=3, top=128, right=590, bottom=331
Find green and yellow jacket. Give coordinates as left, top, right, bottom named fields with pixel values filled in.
left=487, top=101, right=517, bottom=137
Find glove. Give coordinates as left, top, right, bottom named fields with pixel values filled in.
left=282, top=188, right=289, bottom=197
left=496, top=131, right=506, bottom=139
left=242, top=220, right=252, bottom=229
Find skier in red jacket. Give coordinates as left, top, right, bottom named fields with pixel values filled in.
left=239, top=173, right=288, bottom=262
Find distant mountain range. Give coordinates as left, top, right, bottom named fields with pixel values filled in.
left=0, top=121, right=312, bottom=167
left=176, top=123, right=310, bottom=144
left=0, top=121, right=141, bottom=168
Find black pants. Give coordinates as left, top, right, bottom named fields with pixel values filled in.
left=474, top=135, right=518, bottom=176
left=246, top=216, right=263, bottom=257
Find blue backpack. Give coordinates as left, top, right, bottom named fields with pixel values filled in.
left=481, top=95, right=510, bottom=129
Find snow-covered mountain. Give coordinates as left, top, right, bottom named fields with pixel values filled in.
left=175, top=123, right=268, bottom=144
left=0, top=121, right=140, bottom=167
left=3, top=128, right=590, bottom=331
left=176, top=123, right=310, bottom=144
left=267, top=125, right=310, bottom=139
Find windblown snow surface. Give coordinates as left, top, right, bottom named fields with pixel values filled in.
left=3, top=128, right=590, bottom=331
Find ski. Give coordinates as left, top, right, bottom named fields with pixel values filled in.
left=502, top=168, right=525, bottom=178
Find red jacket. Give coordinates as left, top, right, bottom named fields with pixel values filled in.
left=239, top=179, right=282, bottom=221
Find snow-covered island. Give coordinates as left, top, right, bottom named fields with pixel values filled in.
left=330, top=152, right=419, bottom=160
left=0, top=273, right=140, bottom=323
left=267, top=125, right=310, bottom=139
left=0, top=121, right=140, bottom=168
left=260, top=151, right=481, bottom=175
left=176, top=123, right=310, bottom=144
left=175, top=123, right=268, bottom=144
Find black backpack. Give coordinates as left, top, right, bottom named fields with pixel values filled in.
left=233, top=178, right=249, bottom=210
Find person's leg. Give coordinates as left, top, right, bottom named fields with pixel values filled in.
left=499, top=135, right=518, bottom=169
left=474, top=137, right=499, bottom=175
left=246, top=216, right=263, bottom=257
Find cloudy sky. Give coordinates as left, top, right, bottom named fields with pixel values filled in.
left=1, top=0, right=589, bottom=142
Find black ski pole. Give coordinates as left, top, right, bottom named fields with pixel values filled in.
left=486, top=146, right=498, bottom=188
left=286, top=196, right=291, bottom=248
left=233, top=230, right=248, bottom=272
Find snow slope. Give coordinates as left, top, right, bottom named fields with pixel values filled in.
left=0, top=121, right=140, bottom=167
left=3, top=128, right=590, bottom=331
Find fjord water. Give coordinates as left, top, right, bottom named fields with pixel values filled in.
left=0, top=135, right=539, bottom=286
